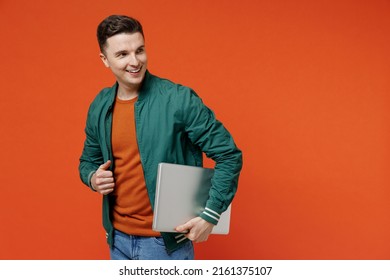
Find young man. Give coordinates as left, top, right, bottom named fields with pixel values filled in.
left=79, top=15, right=242, bottom=260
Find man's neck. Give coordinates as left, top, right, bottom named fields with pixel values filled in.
left=117, top=84, right=139, bottom=100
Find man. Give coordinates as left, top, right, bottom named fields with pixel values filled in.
left=79, top=15, right=242, bottom=260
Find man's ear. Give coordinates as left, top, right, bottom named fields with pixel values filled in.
left=100, top=53, right=110, bottom=68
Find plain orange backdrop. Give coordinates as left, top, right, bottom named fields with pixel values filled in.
left=0, top=0, right=389, bottom=259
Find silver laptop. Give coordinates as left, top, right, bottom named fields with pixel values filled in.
left=152, top=163, right=231, bottom=234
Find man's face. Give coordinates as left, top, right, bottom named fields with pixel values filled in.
left=100, top=32, right=147, bottom=93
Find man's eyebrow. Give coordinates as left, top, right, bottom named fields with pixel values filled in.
left=113, top=45, right=145, bottom=56
left=114, top=50, right=128, bottom=56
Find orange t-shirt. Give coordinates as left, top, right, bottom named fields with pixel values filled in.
left=111, top=96, right=159, bottom=237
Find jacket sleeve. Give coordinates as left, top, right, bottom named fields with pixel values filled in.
left=179, top=87, right=243, bottom=225
left=79, top=102, right=103, bottom=191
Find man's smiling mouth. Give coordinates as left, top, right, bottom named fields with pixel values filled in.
left=127, top=67, right=142, bottom=73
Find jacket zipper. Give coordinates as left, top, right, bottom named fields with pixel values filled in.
left=134, top=102, right=146, bottom=171
left=105, top=105, right=113, bottom=166
left=134, top=101, right=152, bottom=205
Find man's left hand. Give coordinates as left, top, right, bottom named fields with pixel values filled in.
left=175, top=217, right=214, bottom=243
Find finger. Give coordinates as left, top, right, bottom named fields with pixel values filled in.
left=98, top=160, right=111, bottom=171
left=184, top=226, right=197, bottom=240
left=195, top=233, right=209, bottom=243
left=186, top=232, right=196, bottom=241
left=96, top=183, right=114, bottom=192
left=175, top=221, right=192, bottom=233
left=96, top=176, right=114, bottom=184
left=100, top=188, right=114, bottom=195
left=97, top=183, right=115, bottom=190
left=191, top=231, right=206, bottom=243
left=97, top=170, right=114, bottom=178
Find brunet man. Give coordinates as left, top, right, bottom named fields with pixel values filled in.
left=79, top=15, right=242, bottom=260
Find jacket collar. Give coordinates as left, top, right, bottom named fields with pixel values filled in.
left=109, top=70, right=153, bottom=104
left=138, top=70, right=153, bottom=102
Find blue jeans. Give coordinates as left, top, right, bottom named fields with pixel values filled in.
left=110, top=230, right=194, bottom=260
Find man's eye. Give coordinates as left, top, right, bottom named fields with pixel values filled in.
left=136, top=48, right=144, bottom=54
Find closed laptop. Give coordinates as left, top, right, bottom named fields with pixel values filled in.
left=152, top=163, right=231, bottom=234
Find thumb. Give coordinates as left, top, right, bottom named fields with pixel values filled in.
left=176, top=220, right=192, bottom=233
left=99, top=160, right=111, bottom=170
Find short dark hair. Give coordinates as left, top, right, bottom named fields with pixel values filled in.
left=97, top=15, right=144, bottom=53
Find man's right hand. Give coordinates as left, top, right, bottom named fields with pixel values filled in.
left=91, top=160, right=115, bottom=195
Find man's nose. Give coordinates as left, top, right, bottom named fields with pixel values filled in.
left=128, top=54, right=139, bottom=66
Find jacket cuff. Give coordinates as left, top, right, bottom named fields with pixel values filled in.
left=88, top=171, right=97, bottom=192
left=200, top=205, right=223, bottom=225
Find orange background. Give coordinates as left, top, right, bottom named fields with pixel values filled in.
left=0, top=0, right=389, bottom=259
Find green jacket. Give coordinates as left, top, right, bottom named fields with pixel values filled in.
left=79, top=71, right=242, bottom=252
